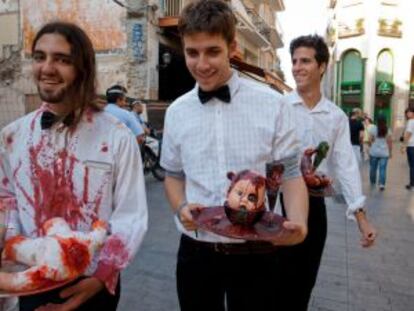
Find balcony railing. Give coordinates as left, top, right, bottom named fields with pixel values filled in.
left=246, top=8, right=283, bottom=48
left=338, top=18, right=364, bottom=38
left=378, top=18, right=402, bottom=38
left=163, top=0, right=191, bottom=17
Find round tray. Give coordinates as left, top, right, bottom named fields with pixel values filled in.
left=191, top=206, right=290, bottom=242
left=0, top=263, right=74, bottom=297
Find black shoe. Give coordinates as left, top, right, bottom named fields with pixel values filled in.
left=406, top=185, right=413, bottom=190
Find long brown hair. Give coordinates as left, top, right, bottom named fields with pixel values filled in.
left=32, top=21, right=101, bottom=125
left=377, top=116, right=388, bottom=138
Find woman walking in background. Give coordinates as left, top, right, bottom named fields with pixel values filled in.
left=369, top=116, right=392, bottom=191
left=402, top=106, right=414, bottom=190
left=363, top=115, right=374, bottom=161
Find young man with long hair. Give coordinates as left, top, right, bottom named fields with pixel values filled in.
left=0, top=21, right=148, bottom=310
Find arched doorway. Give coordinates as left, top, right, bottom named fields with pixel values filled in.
left=340, top=50, right=364, bottom=116
left=375, top=49, right=394, bottom=125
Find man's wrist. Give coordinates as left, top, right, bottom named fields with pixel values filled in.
left=175, top=201, right=188, bottom=222
left=354, top=207, right=366, bottom=215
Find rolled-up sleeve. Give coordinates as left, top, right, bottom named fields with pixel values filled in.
left=0, top=133, right=21, bottom=240
left=272, top=100, right=301, bottom=180
left=331, top=115, right=366, bottom=219
left=93, top=133, right=148, bottom=294
left=160, top=107, right=183, bottom=173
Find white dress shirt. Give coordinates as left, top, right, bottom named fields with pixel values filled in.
left=161, top=71, right=301, bottom=243
left=284, top=91, right=365, bottom=218
left=0, top=105, right=148, bottom=293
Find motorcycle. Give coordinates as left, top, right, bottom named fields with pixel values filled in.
left=141, top=128, right=165, bottom=181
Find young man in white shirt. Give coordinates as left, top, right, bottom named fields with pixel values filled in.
left=403, top=106, right=414, bottom=189
left=276, top=34, right=377, bottom=311
left=0, top=21, right=148, bottom=310
left=160, top=1, right=309, bottom=310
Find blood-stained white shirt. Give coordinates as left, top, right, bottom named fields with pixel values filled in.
left=284, top=91, right=365, bottom=218
left=161, top=71, right=301, bottom=243
left=0, top=105, right=148, bottom=293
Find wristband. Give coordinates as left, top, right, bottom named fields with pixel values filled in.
left=354, top=207, right=366, bottom=215
left=176, top=201, right=188, bottom=222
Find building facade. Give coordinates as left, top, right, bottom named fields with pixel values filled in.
left=325, top=0, right=412, bottom=130
left=0, top=0, right=286, bottom=129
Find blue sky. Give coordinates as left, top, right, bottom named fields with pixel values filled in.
left=278, top=0, right=329, bottom=86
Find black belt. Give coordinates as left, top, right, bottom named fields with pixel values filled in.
left=181, top=234, right=278, bottom=255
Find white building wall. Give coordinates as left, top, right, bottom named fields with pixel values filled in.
left=328, top=0, right=413, bottom=130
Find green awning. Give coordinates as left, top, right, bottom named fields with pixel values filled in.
left=376, top=81, right=394, bottom=95
left=341, top=81, right=362, bottom=95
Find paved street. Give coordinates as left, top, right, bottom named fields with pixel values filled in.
left=119, top=150, right=414, bottom=311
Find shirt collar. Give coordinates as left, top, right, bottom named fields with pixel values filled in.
left=288, top=90, right=330, bottom=113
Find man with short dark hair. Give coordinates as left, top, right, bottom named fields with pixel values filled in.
left=105, top=85, right=145, bottom=144
left=0, top=21, right=148, bottom=310
left=161, top=1, right=309, bottom=310
left=276, top=34, right=377, bottom=310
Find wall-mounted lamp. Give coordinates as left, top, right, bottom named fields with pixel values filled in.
left=157, top=51, right=172, bottom=70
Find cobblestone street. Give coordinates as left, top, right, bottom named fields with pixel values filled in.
left=119, top=150, right=414, bottom=311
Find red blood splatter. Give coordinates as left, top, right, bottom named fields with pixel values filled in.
left=101, top=236, right=129, bottom=265
left=31, top=110, right=44, bottom=131
left=3, top=235, right=27, bottom=261
left=25, top=266, right=57, bottom=291
left=83, top=166, right=89, bottom=204
left=6, top=133, right=13, bottom=145
left=101, top=143, right=108, bottom=153
left=86, top=109, right=94, bottom=123
left=13, top=136, right=104, bottom=234
left=58, top=237, right=90, bottom=278
left=2, top=177, right=8, bottom=186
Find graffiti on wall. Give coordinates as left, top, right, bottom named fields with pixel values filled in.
left=22, top=0, right=127, bottom=53
left=132, top=23, right=145, bottom=61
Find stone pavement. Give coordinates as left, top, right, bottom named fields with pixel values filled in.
left=119, top=150, right=414, bottom=311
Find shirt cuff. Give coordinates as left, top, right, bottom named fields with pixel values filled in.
left=279, top=154, right=301, bottom=180
left=93, top=261, right=120, bottom=295
left=164, top=169, right=185, bottom=179
left=345, top=196, right=366, bottom=221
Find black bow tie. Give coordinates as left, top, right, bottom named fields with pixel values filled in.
left=198, top=85, right=231, bottom=104
left=40, top=111, right=74, bottom=130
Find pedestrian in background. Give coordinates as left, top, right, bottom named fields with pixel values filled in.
left=402, top=106, right=414, bottom=190
left=363, top=115, right=374, bottom=161
left=349, top=108, right=365, bottom=165
left=368, top=116, right=392, bottom=191
left=161, top=1, right=308, bottom=310
left=105, top=85, right=145, bottom=144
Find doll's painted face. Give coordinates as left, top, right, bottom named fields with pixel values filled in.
left=226, top=171, right=265, bottom=212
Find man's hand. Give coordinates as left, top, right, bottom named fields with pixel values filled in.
left=271, top=220, right=307, bottom=246
left=177, top=203, right=204, bottom=231
left=35, top=277, right=104, bottom=311
left=356, top=213, right=377, bottom=248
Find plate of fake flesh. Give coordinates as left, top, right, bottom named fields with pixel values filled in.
left=191, top=206, right=291, bottom=242
left=0, top=263, right=75, bottom=297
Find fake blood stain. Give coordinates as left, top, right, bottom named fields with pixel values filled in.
left=58, top=237, right=90, bottom=277
left=14, top=135, right=103, bottom=234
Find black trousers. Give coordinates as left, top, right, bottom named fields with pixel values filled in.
left=19, top=276, right=121, bottom=311
left=176, top=235, right=281, bottom=311
left=276, top=195, right=327, bottom=311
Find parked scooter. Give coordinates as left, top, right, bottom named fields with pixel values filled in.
left=141, top=127, right=165, bottom=181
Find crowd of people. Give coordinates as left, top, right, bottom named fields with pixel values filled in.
left=1, top=0, right=413, bottom=310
